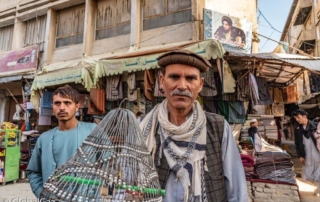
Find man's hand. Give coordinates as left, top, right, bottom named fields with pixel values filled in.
left=299, top=157, right=305, bottom=166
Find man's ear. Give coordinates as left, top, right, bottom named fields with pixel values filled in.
left=75, top=103, right=80, bottom=111
left=198, top=77, right=204, bottom=93
left=159, top=72, right=164, bottom=89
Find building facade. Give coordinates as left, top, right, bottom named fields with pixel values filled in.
left=0, top=0, right=258, bottom=122
left=281, top=0, right=320, bottom=56
left=0, top=0, right=258, bottom=66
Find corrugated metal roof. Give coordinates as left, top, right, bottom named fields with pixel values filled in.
left=225, top=51, right=320, bottom=86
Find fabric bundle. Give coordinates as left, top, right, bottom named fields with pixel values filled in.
left=240, top=154, right=257, bottom=179
left=241, top=154, right=255, bottom=167
left=255, top=152, right=296, bottom=184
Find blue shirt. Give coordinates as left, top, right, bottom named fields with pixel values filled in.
left=26, top=121, right=96, bottom=198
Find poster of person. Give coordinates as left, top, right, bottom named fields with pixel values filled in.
left=204, top=9, right=252, bottom=54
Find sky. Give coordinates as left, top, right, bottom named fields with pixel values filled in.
left=257, top=0, right=293, bottom=52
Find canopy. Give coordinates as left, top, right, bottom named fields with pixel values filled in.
left=31, top=58, right=96, bottom=92
left=225, top=51, right=320, bottom=87
left=95, top=39, right=226, bottom=84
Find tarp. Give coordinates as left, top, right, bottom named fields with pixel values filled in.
left=95, top=39, right=237, bottom=92
left=95, top=39, right=226, bottom=84
left=225, top=51, right=320, bottom=86
left=31, top=58, right=96, bottom=92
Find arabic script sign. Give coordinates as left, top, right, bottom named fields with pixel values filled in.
left=0, top=45, right=39, bottom=75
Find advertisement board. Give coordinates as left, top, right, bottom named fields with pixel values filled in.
left=0, top=45, right=39, bottom=75
left=204, top=9, right=252, bottom=53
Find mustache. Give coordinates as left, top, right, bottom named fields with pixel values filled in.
left=170, top=89, right=192, bottom=98
left=58, top=112, right=68, bottom=115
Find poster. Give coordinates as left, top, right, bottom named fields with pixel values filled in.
left=204, top=9, right=252, bottom=54
left=0, top=45, right=39, bottom=74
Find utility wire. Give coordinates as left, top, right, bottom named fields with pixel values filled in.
left=258, top=8, right=315, bottom=47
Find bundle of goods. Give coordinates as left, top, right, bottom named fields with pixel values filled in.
left=240, top=154, right=258, bottom=179
left=40, top=109, right=162, bottom=201
left=0, top=122, right=18, bottom=145
left=255, top=152, right=296, bottom=184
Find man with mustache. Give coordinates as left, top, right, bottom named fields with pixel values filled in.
left=27, top=85, right=96, bottom=198
left=140, top=50, right=248, bottom=202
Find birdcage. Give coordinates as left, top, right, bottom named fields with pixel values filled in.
left=40, top=108, right=163, bottom=202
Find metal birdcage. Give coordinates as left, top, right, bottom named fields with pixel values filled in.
left=40, top=108, right=163, bottom=202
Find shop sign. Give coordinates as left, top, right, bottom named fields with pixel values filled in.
left=204, top=9, right=252, bottom=54
left=0, top=45, right=39, bottom=74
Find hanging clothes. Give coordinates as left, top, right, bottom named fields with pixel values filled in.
left=154, top=70, right=165, bottom=98
left=255, top=76, right=273, bottom=105
left=236, top=72, right=250, bottom=102
left=200, top=66, right=217, bottom=97
left=127, top=72, right=137, bottom=101
left=216, top=101, right=246, bottom=124
left=144, top=69, right=155, bottom=100
left=88, top=88, right=105, bottom=115
left=273, top=88, right=284, bottom=103
left=106, top=75, right=123, bottom=101
left=249, top=73, right=260, bottom=106
left=286, top=85, right=296, bottom=103
left=309, top=73, right=320, bottom=93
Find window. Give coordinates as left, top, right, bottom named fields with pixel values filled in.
left=95, top=0, right=131, bottom=40
left=0, top=25, right=14, bottom=51
left=24, top=15, right=47, bottom=51
left=55, top=4, right=85, bottom=48
left=143, top=0, right=192, bottom=31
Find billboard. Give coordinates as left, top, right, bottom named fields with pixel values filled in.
left=0, top=45, right=39, bottom=76
left=204, top=9, right=252, bottom=54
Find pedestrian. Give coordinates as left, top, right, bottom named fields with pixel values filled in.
left=248, top=119, right=264, bottom=152
left=27, top=85, right=96, bottom=198
left=140, top=50, right=248, bottom=202
left=292, top=109, right=320, bottom=196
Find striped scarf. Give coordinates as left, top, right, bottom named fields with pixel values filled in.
left=140, top=99, right=207, bottom=202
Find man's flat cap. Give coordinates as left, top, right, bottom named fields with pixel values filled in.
left=157, top=50, right=211, bottom=72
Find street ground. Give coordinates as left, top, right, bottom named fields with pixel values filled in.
left=0, top=159, right=319, bottom=201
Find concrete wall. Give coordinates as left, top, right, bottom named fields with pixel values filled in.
left=0, top=0, right=19, bottom=13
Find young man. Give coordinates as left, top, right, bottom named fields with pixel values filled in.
left=140, top=50, right=248, bottom=202
left=27, top=85, right=96, bottom=198
left=293, top=109, right=320, bottom=196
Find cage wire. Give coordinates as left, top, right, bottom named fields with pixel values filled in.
left=40, top=108, right=163, bottom=202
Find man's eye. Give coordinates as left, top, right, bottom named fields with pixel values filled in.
left=187, top=77, right=196, bottom=81
left=170, top=75, right=179, bottom=79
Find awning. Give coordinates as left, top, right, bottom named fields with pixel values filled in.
left=225, top=51, right=320, bottom=87
left=95, top=39, right=225, bottom=84
left=31, top=58, right=96, bottom=92
left=0, top=75, right=34, bottom=83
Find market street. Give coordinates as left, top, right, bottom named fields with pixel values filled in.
left=0, top=177, right=318, bottom=201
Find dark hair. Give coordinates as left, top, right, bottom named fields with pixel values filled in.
left=222, top=16, right=233, bottom=26
left=52, top=85, right=80, bottom=104
left=292, top=109, right=308, bottom=117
